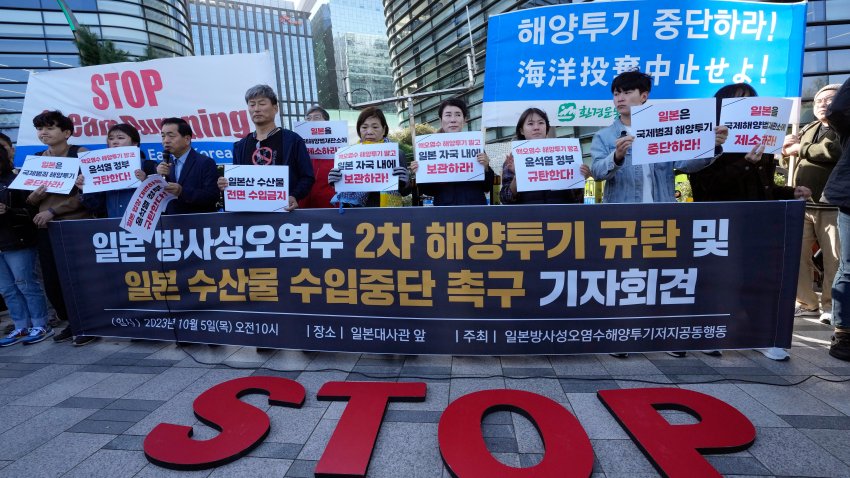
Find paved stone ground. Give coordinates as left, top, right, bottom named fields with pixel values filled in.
left=0, top=315, right=848, bottom=477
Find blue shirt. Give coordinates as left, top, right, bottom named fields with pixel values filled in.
left=172, top=149, right=190, bottom=181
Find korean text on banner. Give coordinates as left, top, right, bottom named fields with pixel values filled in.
left=9, top=155, right=80, bottom=194
left=78, top=146, right=142, bottom=193
left=415, top=132, right=485, bottom=184
left=120, top=175, right=175, bottom=243
left=50, top=201, right=803, bottom=355
left=224, top=165, right=289, bottom=212
left=720, top=97, right=793, bottom=154
left=482, top=0, right=807, bottom=127
left=333, top=143, right=400, bottom=192
left=15, top=53, right=276, bottom=166
left=292, top=121, right=349, bottom=161
left=512, top=138, right=585, bottom=192
left=631, top=99, right=716, bottom=165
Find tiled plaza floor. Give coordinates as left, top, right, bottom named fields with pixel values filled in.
left=0, top=315, right=848, bottom=477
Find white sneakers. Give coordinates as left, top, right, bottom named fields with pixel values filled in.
left=758, top=347, right=790, bottom=361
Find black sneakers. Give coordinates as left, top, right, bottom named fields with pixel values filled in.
left=72, top=336, right=97, bottom=347
left=53, top=326, right=73, bottom=343
left=829, top=330, right=850, bottom=361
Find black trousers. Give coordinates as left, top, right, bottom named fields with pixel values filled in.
left=36, top=228, right=71, bottom=331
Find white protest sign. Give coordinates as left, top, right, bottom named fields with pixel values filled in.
left=9, top=155, right=80, bottom=194
left=16, top=53, right=275, bottom=165
left=333, top=143, right=400, bottom=192
left=720, top=97, right=793, bottom=154
left=78, top=146, right=142, bottom=193
left=120, top=175, right=175, bottom=243
left=414, top=132, right=485, bottom=184
left=223, top=165, right=289, bottom=212
left=511, top=138, right=585, bottom=192
left=292, top=121, right=349, bottom=160
left=631, top=98, right=716, bottom=165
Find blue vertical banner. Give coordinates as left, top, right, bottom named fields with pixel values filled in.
left=483, top=0, right=808, bottom=127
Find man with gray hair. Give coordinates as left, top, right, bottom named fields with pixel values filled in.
left=218, top=84, right=314, bottom=210
left=783, top=83, right=843, bottom=325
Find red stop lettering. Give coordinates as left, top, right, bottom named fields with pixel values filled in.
left=143, top=376, right=305, bottom=470
left=438, top=389, right=594, bottom=478
left=315, top=381, right=426, bottom=477
left=90, top=69, right=163, bottom=110
left=597, top=387, right=756, bottom=477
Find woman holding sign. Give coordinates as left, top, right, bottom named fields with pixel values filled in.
left=327, top=107, right=411, bottom=207
left=75, top=124, right=158, bottom=218
left=408, top=98, right=494, bottom=206
left=500, top=108, right=590, bottom=205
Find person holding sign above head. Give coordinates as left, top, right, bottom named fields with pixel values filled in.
left=75, top=124, right=158, bottom=218
left=327, top=107, right=411, bottom=207
left=298, top=105, right=337, bottom=209
left=591, top=70, right=728, bottom=205
left=688, top=83, right=810, bottom=203
left=23, top=111, right=94, bottom=346
left=500, top=108, right=589, bottom=205
left=219, top=85, right=315, bottom=211
left=156, top=117, right=220, bottom=215
left=409, top=98, right=494, bottom=205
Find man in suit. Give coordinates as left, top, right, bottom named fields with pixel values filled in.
left=157, top=117, right=219, bottom=215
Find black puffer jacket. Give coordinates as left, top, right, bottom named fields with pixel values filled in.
left=0, top=171, right=37, bottom=251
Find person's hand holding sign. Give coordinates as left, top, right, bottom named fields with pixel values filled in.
left=164, top=182, right=182, bottom=197
left=477, top=152, right=490, bottom=170
left=744, top=143, right=766, bottom=164
left=714, top=125, right=729, bottom=146
left=613, top=133, right=634, bottom=165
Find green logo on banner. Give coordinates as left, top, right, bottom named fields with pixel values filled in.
left=557, top=102, right=577, bottom=122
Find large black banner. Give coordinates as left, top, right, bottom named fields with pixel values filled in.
left=52, top=201, right=803, bottom=355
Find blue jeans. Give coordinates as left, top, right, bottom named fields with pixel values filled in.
left=0, top=247, right=48, bottom=330
left=833, top=208, right=850, bottom=329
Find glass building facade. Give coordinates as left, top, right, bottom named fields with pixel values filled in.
left=801, top=0, right=850, bottom=122
left=188, top=0, right=317, bottom=128
left=311, top=0, right=393, bottom=110
left=384, top=0, right=850, bottom=140
left=384, top=0, right=558, bottom=138
left=0, top=0, right=193, bottom=141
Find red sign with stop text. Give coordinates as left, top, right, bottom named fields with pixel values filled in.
left=143, top=377, right=756, bottom=477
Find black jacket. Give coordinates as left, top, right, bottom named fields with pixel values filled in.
left=0, top=171, right=37, bottom=251
left=418, top=167, right=495, bottom=206
left=233, top=128, right=316, bottom=201
left=163, top=148, right=220, bottom=215
left=689, top=152, right=795, bottom=202
left=823, top=78, right=850, bottom=209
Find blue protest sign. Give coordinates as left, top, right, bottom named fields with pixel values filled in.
left=483, top=0, right=807, bottom=127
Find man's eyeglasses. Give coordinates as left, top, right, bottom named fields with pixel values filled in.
left=814, top=97, right=834, bottom=106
